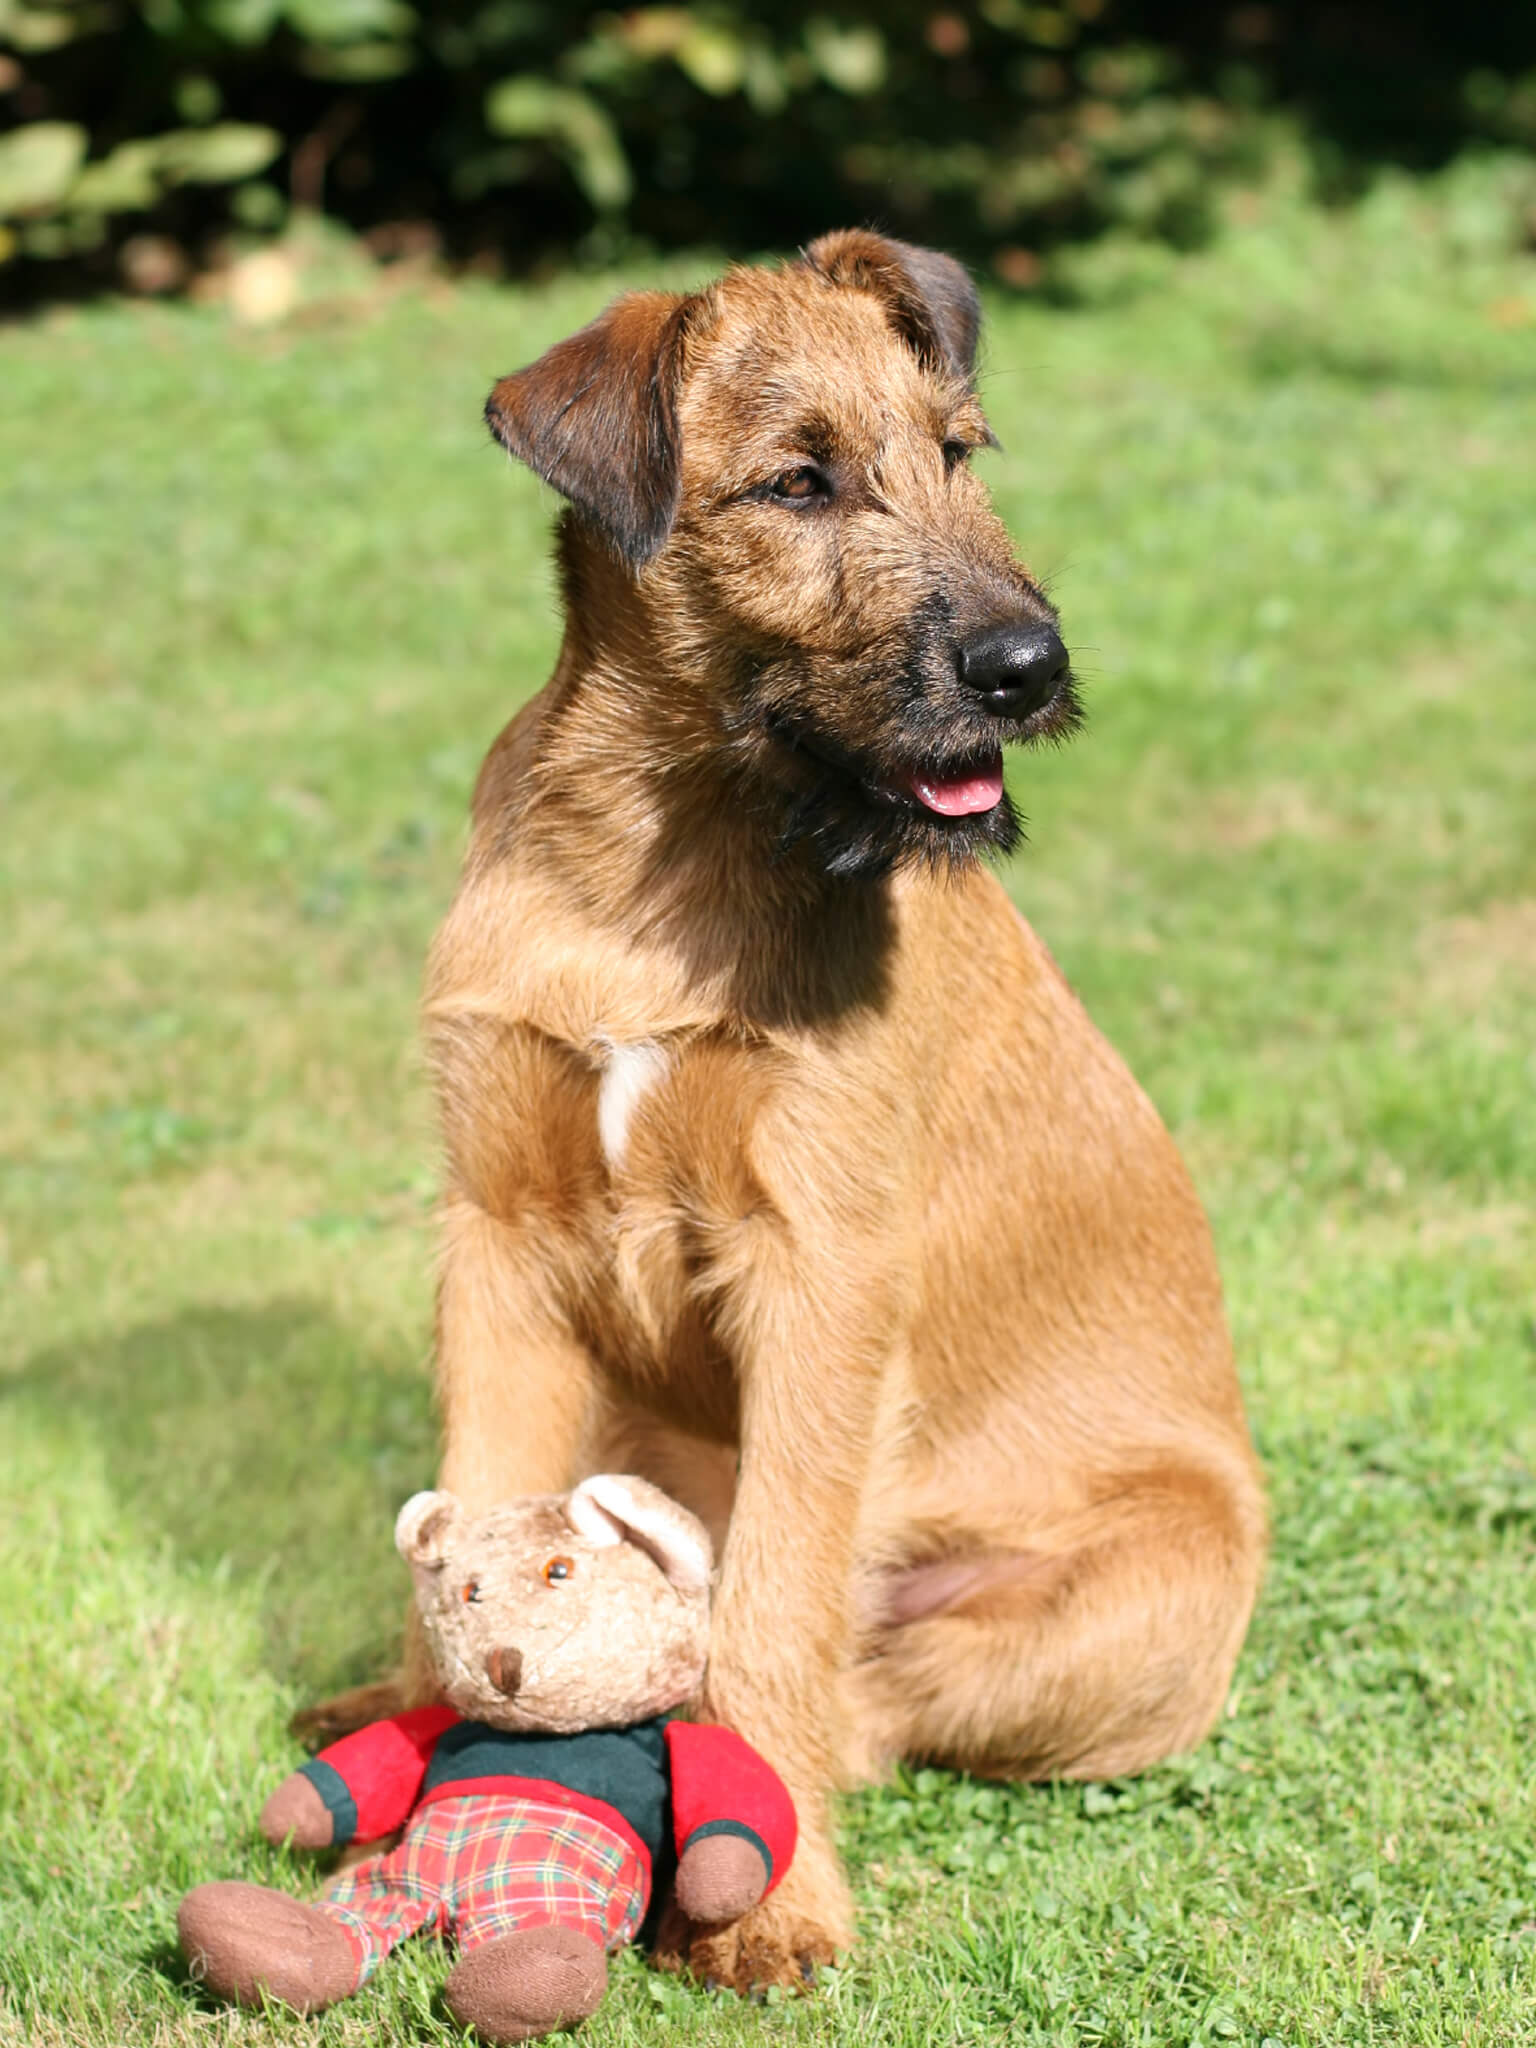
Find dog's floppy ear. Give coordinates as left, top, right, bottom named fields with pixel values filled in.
left=803, top=229, right=982, bottom=382
left=485, top=290, right=692, bottom=569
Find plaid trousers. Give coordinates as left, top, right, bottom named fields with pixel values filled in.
left=318, top=1793, right=648, bottom=1983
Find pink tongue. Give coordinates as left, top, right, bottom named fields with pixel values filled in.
left=908, top=753, right=1005, bottom=817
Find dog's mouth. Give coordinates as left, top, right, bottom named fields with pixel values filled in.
left=753, top=661, right=1082, bottom=881
left=889, top=752, right=1006, bottom=818
left=766, top=717, right=1006, bottom=823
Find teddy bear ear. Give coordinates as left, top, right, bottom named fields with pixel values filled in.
left=395, top=1490, right=461, bottom=1569
left=567, top=1474, right=713, bottom=1592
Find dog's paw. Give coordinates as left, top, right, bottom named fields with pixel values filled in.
left=693, top=1908, right=843, bottom=1994
left=652, top=1857, right=852, bottom=1994
left=287, top=1677, right=405, bottom=1747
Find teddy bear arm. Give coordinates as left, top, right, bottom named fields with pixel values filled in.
left=260, top=1771, right=335, bottom=1850
left=665, top=1721, right=797, bottom=1906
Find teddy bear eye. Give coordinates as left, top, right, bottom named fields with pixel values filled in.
left=461, top=1580, right=481, bottom=1604
left=542, top=1556, right=574, bottom=1585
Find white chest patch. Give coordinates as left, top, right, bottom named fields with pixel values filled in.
left=595, top=1038, right=670, bottom=1170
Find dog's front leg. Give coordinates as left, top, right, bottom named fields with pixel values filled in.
left=428, top=1013, right=607, bottom=1509
left=435, top=1191, right=597, bottom=1508
left=396, top=1188, right=598, bottom=1706
left=663, top=1230, right=896, bottom=1990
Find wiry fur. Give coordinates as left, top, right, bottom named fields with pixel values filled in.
left=387, top=234, right=1268, bottom=1991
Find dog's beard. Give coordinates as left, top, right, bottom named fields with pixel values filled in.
left=733, top=667, right=1082, bottom=885
left=772, top=755, right=1025, bottom=881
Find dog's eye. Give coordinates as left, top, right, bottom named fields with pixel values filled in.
left=542, top=1556, right=574, bottom=1585
left=942, top=439, right=971, bottom=473
left=461, top=1580, right=480, bottom=1604
left=768, top=466, right=829, bottom=503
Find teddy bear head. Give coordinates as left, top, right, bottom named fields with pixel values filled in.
left=395, top=1475, right=713, bottom=1735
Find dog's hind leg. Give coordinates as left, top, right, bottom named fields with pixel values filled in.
left=844, top=1455, right=1265, bottom=1784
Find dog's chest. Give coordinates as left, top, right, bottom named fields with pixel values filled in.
left=594, top=1038, right=671, bottom=1171
left=585, top=1028, right=760, bottom=1196
left=577, top=1030, right=765, bottom=1422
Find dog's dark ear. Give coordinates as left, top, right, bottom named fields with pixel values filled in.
left=803, top=229, right=982, bottom=381
left=485, top=290, right=691, bottom=568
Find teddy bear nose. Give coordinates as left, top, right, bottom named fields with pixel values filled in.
left=484, top=1646, right=523, bottom=1697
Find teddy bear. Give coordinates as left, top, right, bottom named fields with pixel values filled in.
left=177, top=1476, right=795, bottom=2042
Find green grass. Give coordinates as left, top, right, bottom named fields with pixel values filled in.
left=2, top=169, right=1534, bottom=2045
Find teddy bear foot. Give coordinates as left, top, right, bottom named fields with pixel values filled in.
left=178, top=1880, right=360, bottom=2014
left=445, top=1925, right=608, bottom=2043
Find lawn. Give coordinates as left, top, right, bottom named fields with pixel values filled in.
left=2, top=170, right=1534, bottom=2046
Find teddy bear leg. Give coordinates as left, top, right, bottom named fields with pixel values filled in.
left=444, top=1926, right=608, bottom=2044
left=178, top=1881, right=361, bottom=2013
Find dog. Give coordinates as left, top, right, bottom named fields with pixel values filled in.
left=401, top=231, right=1266, bottom=1991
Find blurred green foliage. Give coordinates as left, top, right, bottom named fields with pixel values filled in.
left=1, top=2, right=1534, bottom=290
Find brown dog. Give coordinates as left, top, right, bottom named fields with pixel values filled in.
left=414, top=231, right=1265, bottom=1991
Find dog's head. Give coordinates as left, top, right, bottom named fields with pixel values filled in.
left=486, top=231, right=1079, bottom=881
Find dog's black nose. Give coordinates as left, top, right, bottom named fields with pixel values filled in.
left=958, top=621, right=1069, bottom=718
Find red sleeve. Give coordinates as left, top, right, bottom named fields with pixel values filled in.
left=299, top=1705, right=458, bottom=1846
left=665, top=1721, right=797, bottom=1895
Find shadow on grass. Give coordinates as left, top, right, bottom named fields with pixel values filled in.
left=4, top=1299, right=436, bottom=1698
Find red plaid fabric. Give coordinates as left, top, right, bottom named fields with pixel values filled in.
left=318, top=1793, right=648, bottom=1983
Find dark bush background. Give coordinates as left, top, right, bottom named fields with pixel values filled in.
left=2, top=1, right=1534, bottom=298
